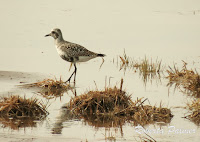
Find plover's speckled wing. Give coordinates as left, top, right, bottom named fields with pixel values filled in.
left=59, top=42, right=97, bottom=57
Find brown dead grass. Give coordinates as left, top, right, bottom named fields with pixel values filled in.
left=118, top=51, right=162, bottom=85
left=167, top=62, right=200, bottom=124
left=0, top=96, right=48, bottom=118
left=119, top=50, right=162, bottom=73
left=25, top=78, right=69, bottom=90
left=68, top=79, right=173, bottom=126
left=167, top=61, right=200, bottom=97
left=184, top=99, right=200, bottom=125
left=21, top=78, right=71, bottom=98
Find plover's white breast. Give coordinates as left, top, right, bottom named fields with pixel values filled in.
left=56, top=45, right=67, bottom=57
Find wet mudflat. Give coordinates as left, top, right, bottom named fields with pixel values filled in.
left=0, top=0, right=200, bottom=142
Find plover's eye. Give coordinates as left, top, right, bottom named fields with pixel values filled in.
left=52, top=31, right=56, bottom=34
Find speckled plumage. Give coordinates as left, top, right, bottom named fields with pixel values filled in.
left=59, top=42, right=97, bottom=57
left=45, top=28, right=105, bottom=83
left=46, top=28, right=105, bottom=63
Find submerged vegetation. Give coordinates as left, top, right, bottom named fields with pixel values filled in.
left=117, top=50, right=162, bottom=84
left=167, top=62, right=200, bottom=97
left=119, top=50, right=162, bottom=73
left=67, top=79, right=173, bottom=126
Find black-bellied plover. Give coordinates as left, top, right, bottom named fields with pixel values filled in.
left=45, top=28, right=105, bottom=83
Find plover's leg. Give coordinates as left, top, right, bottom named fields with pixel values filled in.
left=73, top=63, right=77, bottom=83
left=65, top=71, right=74, bottom=83
left=66, top=63, right=77, bottom=83
left=66, top=67, right=75, bottom=83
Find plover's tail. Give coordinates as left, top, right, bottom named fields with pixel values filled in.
left=97, top=53, right=106, bottom=57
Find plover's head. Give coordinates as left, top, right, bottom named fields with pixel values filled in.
left=45, top=28, right=62, bottom=39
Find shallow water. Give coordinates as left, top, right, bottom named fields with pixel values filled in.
left=0, top=0, right=200, bottom=141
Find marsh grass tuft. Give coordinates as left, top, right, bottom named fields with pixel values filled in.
left=24, top=78, right=70, bottom=90
left=118, top=50, right=162, bottom=84
left=167, top=61, right=200, bottom=97
left=67, top=79, right=173, bottom=126
left=0, top=95, right=48, bottom=118
left=21, top=78, right=71, bottom=98
left=119, top=50, right=162, bottom=73
left=139, top=57, right=162, bottom=85
left=184, top=99, right=200, bottom=125
left=139, top=56, right=162, bottom=74
left=0, top=95, right=48, bottom=129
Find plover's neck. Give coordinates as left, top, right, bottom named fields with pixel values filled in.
left=55, top=36, right=64, bottom=46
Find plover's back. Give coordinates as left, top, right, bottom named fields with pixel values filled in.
left=56, top=42, right=103, bottom=63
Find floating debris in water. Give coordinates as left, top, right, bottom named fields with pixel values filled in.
left=67, top=79, right=173, bottom=126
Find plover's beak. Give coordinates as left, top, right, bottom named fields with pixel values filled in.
left=45, top=33, right=51, bottom=37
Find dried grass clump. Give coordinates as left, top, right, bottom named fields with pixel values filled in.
left=132, top=104, right=172, bottom=125
left=184, top=99, right=200, bottom=125
left=167, top=62, right=200, bottom=97
left=0, top=96, right=48, bottom=118
left=25, top=78, right=69, bottom=90
left=68, top=80, right=173, bottom=126
left=69, top=87, right=129, bottom=115
left=21, top=78, right=71, bottom=98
